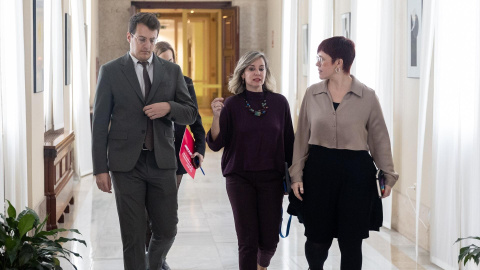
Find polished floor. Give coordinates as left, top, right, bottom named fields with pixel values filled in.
left=59, top=149, right=441, bottom=270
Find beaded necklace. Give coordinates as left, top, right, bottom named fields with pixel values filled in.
left=243, top=90, right=268, bottom=116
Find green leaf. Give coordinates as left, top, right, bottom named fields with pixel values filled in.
left=5, top=216, right=18, bottom=231
left=18, top=213, right=35, bottom=238
left=0, top=224, right=7, bottom=243
left=5, top=236, right=21, bottom=264
left=36, top=230, right=59, bottom=238
left=17, top=208, right=40, bottom=228
left=18, top=243, right=36, bottom=265
left=6, top=200, right=16, bottom=219
left=26, top=207, right=40, bottom=227
left=57, top=254, right=78, bottom=270
left=456, top=236, right=480, bottom=243
left=56, top=237, right=87, bottom=246
left=35, top=216, right=48, bottom=234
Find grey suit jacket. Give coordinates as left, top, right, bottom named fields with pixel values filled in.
left=92, top=53, right=198, bottom=175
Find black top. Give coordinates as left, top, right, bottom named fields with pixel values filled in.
left=333, top=102, right=340, bottom=111
left=174, top=76, right=206, bottom=174
left=206, top=90, right=294, bottom=176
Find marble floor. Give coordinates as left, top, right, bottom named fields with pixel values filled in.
left=59, top=149, right=441, bottom=270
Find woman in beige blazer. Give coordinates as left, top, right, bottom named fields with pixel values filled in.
left=289, top=36, right=398, bottom=270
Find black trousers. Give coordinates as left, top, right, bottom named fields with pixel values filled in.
left=226, top=170, right=284, bottom=270
left=111, top=150, right=178, bottom=270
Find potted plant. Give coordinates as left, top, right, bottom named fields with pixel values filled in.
left=0, top=200, right=86, bottom=269
left=456, top=236, right=480, bottom=266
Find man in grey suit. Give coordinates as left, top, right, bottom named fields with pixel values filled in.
left=92, top=13, right=197, bottom=270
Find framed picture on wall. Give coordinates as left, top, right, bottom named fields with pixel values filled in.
left=341, top=12, right=351, bottom=39
left=407, top=0, right=422, bottom=78
left=33, top=0, right=44, bottom=93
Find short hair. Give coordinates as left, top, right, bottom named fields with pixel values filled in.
left=228, top=51, right=276, bottom=95
left=128, top=12, right=160, bottom=36
left=317, top=36, right=355, bottom=73
left=154, top=41, right=176, bottom=63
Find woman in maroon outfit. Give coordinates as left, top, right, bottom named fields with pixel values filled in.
left=207, top=51, right=294, bottom=270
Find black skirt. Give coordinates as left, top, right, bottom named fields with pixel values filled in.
left=302, top=145, right=379, bottom=242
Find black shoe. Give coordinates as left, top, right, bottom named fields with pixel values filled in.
left=161, top=261, right=171, bottom=270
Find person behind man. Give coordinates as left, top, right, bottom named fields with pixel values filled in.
left=207, top=51, right=294, bottom=270
left=144, top=41, right=206, bottom=269
left=92, top=12, right=197, bottom=270
left=154, top=41, right=206, bottom=188
left=289, top=36, right=399, bottom=270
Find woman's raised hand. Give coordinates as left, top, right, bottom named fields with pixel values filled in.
left=211, top=97, right=225, bottom=118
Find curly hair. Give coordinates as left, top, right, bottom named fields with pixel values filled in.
left=228, top=51, right=276, bottom=95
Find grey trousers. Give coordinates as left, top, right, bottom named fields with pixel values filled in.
left=111, top=150, right=178, bottom=270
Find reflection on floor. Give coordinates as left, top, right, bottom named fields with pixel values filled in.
left=59, top=149, right=441, bottom=270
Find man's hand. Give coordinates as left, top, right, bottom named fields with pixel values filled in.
left=144, top=102, right=171, bottom=120
left=291, top=182, right=304, bottom=201
left=382, top=185, right=392, bottom=198
left=95, top=173, right=112, bottom=193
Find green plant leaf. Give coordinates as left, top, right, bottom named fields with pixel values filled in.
left=5, top=217, right=18, bottom=232
left=18, top=243, right=36, bottom=266
left=6, top=200, right=16, bottom=219
left=18, top=213, right=35, bottom=238
left=26, top=207, right=40, bottom=227
left=36, top=230, right=59, bottom=238
left=5, top=236, right=21, bottom=264
left=17, top=208, right=40, bottom=228
left=35, top=216, right=48, bottom=234
left=0, top=223, right=7, bottom=243
left=456, top=236, right=480, bottom=243
left=57, top=254, right=78, bottom=270
left=0, top=202, right=84, bottom=270
left=56, top=237, right=87, bottom=246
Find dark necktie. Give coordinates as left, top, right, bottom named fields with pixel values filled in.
left=139, top=61, right=153, bottom=151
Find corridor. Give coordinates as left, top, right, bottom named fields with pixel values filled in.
left=60, top=149, right=440, bottom=270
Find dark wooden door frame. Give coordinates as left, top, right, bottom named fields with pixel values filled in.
left=131, top=1, right=232, bottom=9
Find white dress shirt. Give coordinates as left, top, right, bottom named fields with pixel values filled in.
left=129, top=52, right=153, bottom=99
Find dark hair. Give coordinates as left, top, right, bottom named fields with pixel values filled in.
left=154, top=41, right=176, bottom=63
left=128, top=12, right=160, bottom=36
left=317, top=36, right=355, bottom=73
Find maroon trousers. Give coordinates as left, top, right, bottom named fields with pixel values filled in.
left=226, top=170, right=284, bottom=269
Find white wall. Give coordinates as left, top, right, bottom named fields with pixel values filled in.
left=293, top=0, right=310, bottom=128
left=266, top=0, right=283, bottom=92
left=22, top=0, right=76, bottom=219
left=23, top=0, right=46, bottom=218
left=391, top=0, right=433, bottom=250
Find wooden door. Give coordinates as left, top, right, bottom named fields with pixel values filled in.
left=221, top=7, right=239, bottom=98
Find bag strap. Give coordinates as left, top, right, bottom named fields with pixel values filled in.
left=279, top=207, right=292, bottom=238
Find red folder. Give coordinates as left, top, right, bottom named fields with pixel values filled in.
left=179, top=129, right=196, bottom=179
